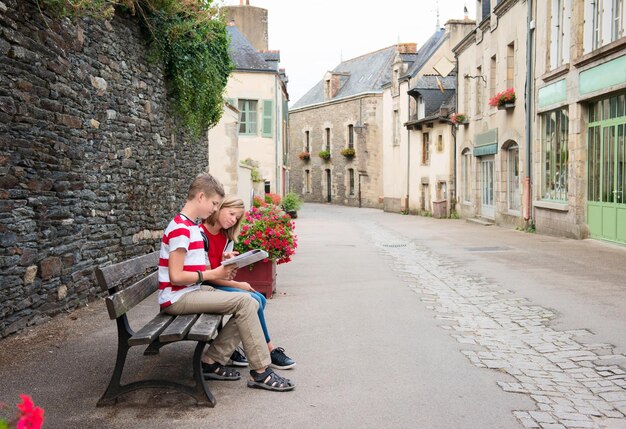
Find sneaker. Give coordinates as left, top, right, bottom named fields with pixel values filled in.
left=270, top=347, right=296, bottom=370
left=227, top=348, right=249, bottom=367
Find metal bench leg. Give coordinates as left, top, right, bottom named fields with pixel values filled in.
left=192, top=341, right=217, bottom=407
left=97, top=317, right=132, bottom=407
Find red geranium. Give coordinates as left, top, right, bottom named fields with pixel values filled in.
left=488, top=88, right=516, bottom=107
left=0, top=395, right=44, bottom=429
left=234, top=204, right=297, bottom=264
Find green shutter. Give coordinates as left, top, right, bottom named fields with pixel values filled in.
left=262, top=99, right=274, bottom=137
left=226, top=98, right=235, bottom=107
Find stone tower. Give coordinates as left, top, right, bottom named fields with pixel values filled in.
left=223, top=1, right=268, bottom=51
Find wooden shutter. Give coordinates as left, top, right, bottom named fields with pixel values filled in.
left=262, top=99, right=273, bottom=137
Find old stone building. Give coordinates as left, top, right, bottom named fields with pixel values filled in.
left=208, top=18, right=289, bottom=197
left=382, top=19, right=474, bottom=216
left=533, top=0, right=626, bottom=244
left=288, top=46, right=410, bottom=208
left=454, top=0, right=529, bottom=229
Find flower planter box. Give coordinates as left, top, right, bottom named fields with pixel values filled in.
left=497, top=102, right=515, bottom=110
left=234, top=260, right=276, bottom=298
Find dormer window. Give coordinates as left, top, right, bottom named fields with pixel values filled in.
left=417, top=95, right=425, bottom=120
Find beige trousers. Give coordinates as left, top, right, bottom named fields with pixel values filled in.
left=165, top=286, right=271, bottom=370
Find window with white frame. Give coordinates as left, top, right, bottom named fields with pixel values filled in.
left=541, top=108, right=569, bottom=201
left=550, top=0, right=571, bottom=69
left=238, top=99, right=257, bottom=134
left=586, top=0, right=625, bottom=52
left=417, top=96, right=425, bottom=120
left=613, top=0, right=624, bottom=41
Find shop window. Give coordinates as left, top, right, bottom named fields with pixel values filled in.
left=541, top=108, right=569, bottom=201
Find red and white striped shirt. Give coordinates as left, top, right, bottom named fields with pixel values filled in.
left=158, top=214, right=207, bottom=308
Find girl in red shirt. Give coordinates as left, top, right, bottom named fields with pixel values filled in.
left=201, top=196, right=295, bottom=370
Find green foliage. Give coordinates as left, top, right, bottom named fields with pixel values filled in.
left=449, top=210, right=460, bottom=219
left=318, top=150, right=331, bottom=160
left=250, top=167, right=263, bottom=183
left=516, top=222, right=536, bottom=233
left=241, top=159, right=263, bottom=182
left=340, top=147, right=356, bottom=158
left=281, top=192, right=302, bottom=213
left=38, top=0, right=233, bottom=138
left=148, top=3, right=233, bottom=137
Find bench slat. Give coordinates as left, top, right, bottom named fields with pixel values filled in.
left=105, top=272, right=159, bottom=319
left=159, top=314, right=199, bottom=343
left=96, top=251, right=159, bottom=292
left=187, top=314, right=222, bottom=342
left=128, top=313, right=174, bottom=346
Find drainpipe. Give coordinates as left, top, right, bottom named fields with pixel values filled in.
left=406, top=84, right=411, bottom=213
left=275, top=74, right=280, bottom=195
left=524, top=0, right=534, bottom=222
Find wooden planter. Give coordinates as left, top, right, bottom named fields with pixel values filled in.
left=233, top=260, right=276, bottom=298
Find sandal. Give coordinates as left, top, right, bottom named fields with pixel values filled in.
left=247, top=368, right=295, bottom=392
left=202, top=361, right=241, bottom=381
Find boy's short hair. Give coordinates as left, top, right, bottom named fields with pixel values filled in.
left=187, top=173, right=225, bottom=200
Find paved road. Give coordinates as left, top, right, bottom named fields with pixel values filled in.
left=0, top=203, right=625, bottom=428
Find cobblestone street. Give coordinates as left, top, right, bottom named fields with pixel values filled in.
left=369, top=220, right=626, bottom=429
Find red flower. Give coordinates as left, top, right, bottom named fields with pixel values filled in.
left=16, top=395, right=44, bottom=429
left=234, top=203, right=297, bottom=264
left=488, top=88, right=516, bottom=107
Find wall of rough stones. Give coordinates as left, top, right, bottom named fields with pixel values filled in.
left=0, top=0, right=209, bottom=338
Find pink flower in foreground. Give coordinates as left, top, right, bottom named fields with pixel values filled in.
left=16, top=395, right=44, bottom=429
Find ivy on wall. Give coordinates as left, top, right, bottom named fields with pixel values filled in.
left=38, top=0, right=233, bottom=137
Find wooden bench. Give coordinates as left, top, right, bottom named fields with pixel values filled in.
left=95, top=251, right=223, bottom=407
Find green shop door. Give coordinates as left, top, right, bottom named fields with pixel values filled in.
left=587, top=96, right=626, bottom=244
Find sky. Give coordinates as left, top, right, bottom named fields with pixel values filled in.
left=224, top=0, right=476, bottom=106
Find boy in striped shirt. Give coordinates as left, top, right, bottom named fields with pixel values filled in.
left=159, top=173, right=295, bottom=391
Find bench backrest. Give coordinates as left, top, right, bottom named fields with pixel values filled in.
left=95, top=251, right=160, bottom=320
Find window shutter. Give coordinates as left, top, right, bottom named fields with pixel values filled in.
left=262, top=99, right=274, bottom=137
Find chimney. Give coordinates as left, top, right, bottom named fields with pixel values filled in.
left=397, top=43, right=417, bottom=54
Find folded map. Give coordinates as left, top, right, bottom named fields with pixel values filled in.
left=221, top=249, right=269, bottom=268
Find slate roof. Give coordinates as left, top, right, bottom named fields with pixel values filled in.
left=291, top=46, right=397, bottom=109
left=402, top=28, right=446, bottom=79
left=226, top=26, right=272, bottom=72
left=408, top=74, right=457, bottom=117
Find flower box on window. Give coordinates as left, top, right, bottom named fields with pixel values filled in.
left=340, top=147, right=356, bottom=158
left=298, top=151, right=311, bottom=161
left=488, top=88, right=516, bottom=110
left=318, top=150, right=331, bottom=160
left=450, top=113, right=468, bottom=125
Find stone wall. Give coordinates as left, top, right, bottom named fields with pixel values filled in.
left=0, top=1, right=209, bottom=337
